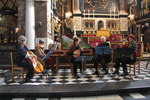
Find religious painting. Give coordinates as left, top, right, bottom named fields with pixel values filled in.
left=61, top=34, right=91, bottom=49
left=83, top=0, right=118, bottom=13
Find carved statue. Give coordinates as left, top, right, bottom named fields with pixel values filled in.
left=65, top=18, right=74, bottom=32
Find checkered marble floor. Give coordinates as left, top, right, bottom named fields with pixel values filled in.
left=4, top=61, right=150, bottom=85
left=0, top=92, right=150, bottom=100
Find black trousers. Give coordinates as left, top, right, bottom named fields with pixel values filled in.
left=115, top=57, right=136, bottom=72
left=94, top=57, right=107, bottom=71
left=17, top=61, right=34, bottom=79
left=71, top=57, right=82, bottom=75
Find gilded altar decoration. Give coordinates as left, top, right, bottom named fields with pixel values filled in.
left=96, top=28, right=110, bottom=38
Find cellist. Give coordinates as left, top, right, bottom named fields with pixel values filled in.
left=16, top=35, right=36, bottom=82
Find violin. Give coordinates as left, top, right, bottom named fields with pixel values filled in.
left=25, top=45, right=44, bottom=74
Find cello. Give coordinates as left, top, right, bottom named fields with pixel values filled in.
left=25, top=46, right=44, bottom=74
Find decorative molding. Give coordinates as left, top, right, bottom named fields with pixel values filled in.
left=73, top=17, right=82, bottom=31
left=120, top=18, right=128, bottom=31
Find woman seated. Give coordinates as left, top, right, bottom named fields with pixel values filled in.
left=16, top=36, right=36, bottom=82
left=35, top=39, right=55, bottom=74
left=67, top=38, right=83, bottom=78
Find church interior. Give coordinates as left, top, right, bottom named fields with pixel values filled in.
left=0, top=0, right=150, bottom=100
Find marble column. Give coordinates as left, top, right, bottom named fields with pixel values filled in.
left=67, top=0, right=71, bottom=13
left=35, top=0, right=54, bottom=49
left=74, top=0, right=81, bottom=14
left=18, top=0, right=25, bottom=36
left=25, top=0, right=35, bottom=49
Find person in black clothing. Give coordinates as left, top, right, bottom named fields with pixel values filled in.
left=16, top=35, right=36, bottom=82
left=93, top=36, right=111, bottom=75
left=67, top=38, right=83, bottom=78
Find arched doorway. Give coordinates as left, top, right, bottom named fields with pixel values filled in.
left=98, top=20, right=104, bottom=30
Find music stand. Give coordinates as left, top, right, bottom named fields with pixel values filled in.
left=42, top=42, right=58, bottom=81
left=116, top=48, right=134, bottom=55
left=95, top=46, right=111, bottom=55
left=95, top=46, right=111, bottom=79
left=76, top=56, right=93, bottom=78
left=115, top=48, right=134, bottom=81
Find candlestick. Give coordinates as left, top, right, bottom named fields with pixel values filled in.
left=93, top=10, right=94, bottom=20
left=74, top=25, right=77, bottom=37
left=88, top=10, right=90, bottom=19
left=114, top=10, right=115, bottom=20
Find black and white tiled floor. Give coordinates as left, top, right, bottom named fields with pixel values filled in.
left=0, top=92, right=150, bottom=100
left=3, top=61, right=150, bottom=85
left=0, top=61, right=150, bottom=100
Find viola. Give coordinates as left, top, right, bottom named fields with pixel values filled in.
left=25, top=46, right=44, bottom=74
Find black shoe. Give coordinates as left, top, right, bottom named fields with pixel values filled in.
left=123, top=71, right=128, bottom=76
left=92, top=71, right=99, bottom=75
left=112, top=70, right=119, bottom=74
left=74, top=74, right=80, bottom=78
left=80, top=69, right=82, bottom=73
left=25, top=78, right=33, bottom=82
left=52, top=68, right=56, bottom=74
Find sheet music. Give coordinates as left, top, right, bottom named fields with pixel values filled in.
left=95, top=46, right=110, bottom=55
left=53, top=42, right=58, bottom=50
left=42, top=42, right=58, bottom=60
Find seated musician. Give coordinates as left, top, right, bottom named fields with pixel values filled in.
left=67, top=38, right=83, bottom=78
left=35, top=39, right=55, bottom=74
left=113, top=34, right=137, bottom=75
left=93, top=36, right=111, bottom=75
left=16, top=36, right=36, bottom=82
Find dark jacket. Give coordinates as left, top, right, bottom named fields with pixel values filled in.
left=67, top=44, right=83, bottom=63
left=16, top=45, right=27, bottom=64
left=97, top=42, right=111, bottom=63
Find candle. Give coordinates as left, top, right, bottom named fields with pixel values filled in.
left=114, top=10, right=115, bottom=20
left=93, top=10, right=94, bottom=20
left=52, top=0, right=53, bottom=9
left=110, top=10, right=111, bottom=20
left=118, top=10, right=119, bottom=20
left=74, top=25, right=76, bottom=34
left=88, top=10, right=90, bottom=19
left=55, top=0, right=57, bottom=8
left=84, top=10, right=85, bottom=20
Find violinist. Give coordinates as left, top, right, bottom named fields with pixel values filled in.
left=93, top=36, right=111, bottom=75
left=16, top=36, right=36, bottom=82
left=113, top=34, right=137, bottom=75
left=35, top=39, right=55, bottom=74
